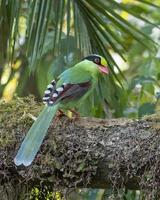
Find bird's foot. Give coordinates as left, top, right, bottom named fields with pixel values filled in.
left=58, top=109, right=67, bottom=118
left=52, top=109, right=67, bottom=127
left=52, top=109, right=80, bottom=127
left=68, top=109, right=80, bottom=121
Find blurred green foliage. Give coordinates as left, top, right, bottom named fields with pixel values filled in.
left=0, top=0, right=160, bottom=199
left=0, top=0, right=159, bottom=119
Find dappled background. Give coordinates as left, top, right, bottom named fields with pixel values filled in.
left=0, top=0, right=160, bottom=118
left=0, top=0, right=160, bottom=199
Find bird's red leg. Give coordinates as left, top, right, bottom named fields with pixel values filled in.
left=52, top=109, right=67, bottom=127
left=58, top=109, right=67, bottom=118
left=52, top=109, right=80, bottom=127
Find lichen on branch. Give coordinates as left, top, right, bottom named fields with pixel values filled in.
left=0, top=96, right=160, bottom=198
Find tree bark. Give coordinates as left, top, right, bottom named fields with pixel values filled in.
left=0, top=97, right=160, bottom=195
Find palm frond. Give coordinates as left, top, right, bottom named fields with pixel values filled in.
left=26, top=0, right=52, bottom=71
left=0, top=0, right=21, bottom=64
left=135, top=0, right=160, bottom=9
left=0, top=0, right=159, bottom=115
left=0, top=0, right=158, bottom=71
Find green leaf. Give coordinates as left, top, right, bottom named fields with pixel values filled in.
left=138, top=102, right=156, bottom=118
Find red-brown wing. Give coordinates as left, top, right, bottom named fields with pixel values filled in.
left=43, top=81, right=91, bottom=106
left=55, top=81, right=91, bottom=103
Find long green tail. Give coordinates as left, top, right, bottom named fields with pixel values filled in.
left=14, top=104, right=59, bottom=166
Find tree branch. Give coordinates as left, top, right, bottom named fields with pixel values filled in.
left=0, top=96, right=160, bottom=193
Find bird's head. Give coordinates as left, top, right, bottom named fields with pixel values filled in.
left=83, top=54, right=109, bottom=75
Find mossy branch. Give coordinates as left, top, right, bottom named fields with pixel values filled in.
left=0, top=96, right=160, bottom=195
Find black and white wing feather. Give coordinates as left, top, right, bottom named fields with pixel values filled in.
left=43, top=80, right=91, bottom=106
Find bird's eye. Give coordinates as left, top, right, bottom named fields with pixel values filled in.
left=94, top=58, right=100, bottom=64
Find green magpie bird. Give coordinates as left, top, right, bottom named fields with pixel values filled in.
left=14, top=54, right=109, bottom=166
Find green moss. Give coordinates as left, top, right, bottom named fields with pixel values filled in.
left=0, top=96, right=99, bottom=188
left=0, top=95, right=43, bottom=148
left=143, top=112, right=160, bottom=131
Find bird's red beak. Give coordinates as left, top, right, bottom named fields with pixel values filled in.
left=98, top=65, right=109, bottom=74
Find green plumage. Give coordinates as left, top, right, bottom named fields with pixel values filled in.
left=14, top=55, right=108, bottom=166
left=58, top=60, right=99, bottom=84
left=14, top=105, right=59, bottom=166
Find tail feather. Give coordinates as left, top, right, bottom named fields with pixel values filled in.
left=14, top=104, right=59, bottom=166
